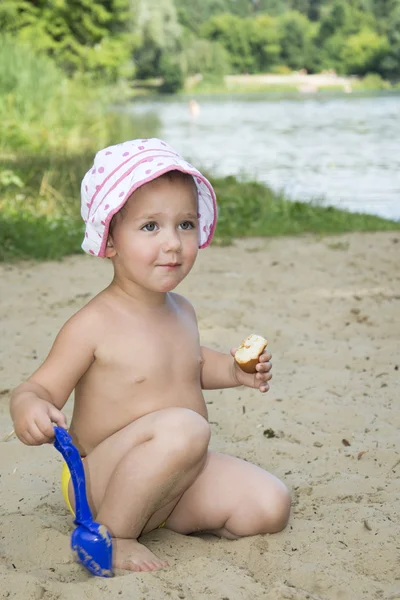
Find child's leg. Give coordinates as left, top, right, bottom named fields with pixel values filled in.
left=164, top=452, right=290, bottom=539
left=68, top=407, right=210, bottom=571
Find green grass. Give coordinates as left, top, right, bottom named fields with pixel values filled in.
left=1, top=167, right=399, bottom=262
left=211, top=176, right=400, bottom=243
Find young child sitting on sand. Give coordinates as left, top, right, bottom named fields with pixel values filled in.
left=10, top=139, right=290, bottom=572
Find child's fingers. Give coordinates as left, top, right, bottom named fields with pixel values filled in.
left=259, top=383, right=270, bottom=393
left=230, top=348, right=237, bottom=357
left=28, top=421, right=51, bottom=445
left=47, top=405, right=68, bottom=429
left=19, top=431, right=39, bottom=446
left=256, top=372, right=272, bottom=382
left=259, top=350, right=272, bottom=362
left=34, top=413, right=57, bottom=441
left=256, top=361, right=272, bottom=373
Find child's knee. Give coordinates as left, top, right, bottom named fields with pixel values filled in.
left=261, top=483, right=291, bottom=533
left=156, top=408, right=211, bottom=462
left=238, top=482, right=291, bottom=536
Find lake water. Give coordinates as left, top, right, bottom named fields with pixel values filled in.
left=128, top=92, right=400, bottom=221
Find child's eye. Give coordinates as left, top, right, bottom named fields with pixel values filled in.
left=142, top=222, right=158, bottom=232
left=179, top=221, right=195, bottom=230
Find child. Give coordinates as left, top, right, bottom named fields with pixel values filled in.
left=10, top=139, right=290, bottom=572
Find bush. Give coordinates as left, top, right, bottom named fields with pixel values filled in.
left=200, top=13, right=254, bottom=73
left=340, top=29, right=389, bottom=76
left=357, top=73, right=391, bottom=90
left=159, top=54, right=185, bottom=94
left=0, top=0, right=133, bottom=81
left=276, top=11, right=316, bottom=72
left=182, top=38, right=231, bottom=81
left=0, top=36, right=157, bottom=155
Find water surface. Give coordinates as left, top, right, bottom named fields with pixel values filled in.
left=129, top=92, right=400, bottom=220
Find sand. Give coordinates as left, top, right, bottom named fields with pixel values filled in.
left=0, top=232, right=399, bottom=600
left=224, top=72, right=356, bottom=92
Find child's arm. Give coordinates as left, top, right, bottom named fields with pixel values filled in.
left=200, top=346, right=272, bottom=393
left=10, top=309, right=97, bottom=446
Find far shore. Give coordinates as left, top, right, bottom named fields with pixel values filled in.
left=133, top=70, right=395, bottom=96
left=177, top=70, right=396, bottom=95
left=224, top=71, right=356, bottom=92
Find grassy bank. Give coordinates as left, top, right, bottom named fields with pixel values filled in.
left=1, top=164, right=399, bottom=262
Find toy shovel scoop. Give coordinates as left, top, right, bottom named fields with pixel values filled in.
left=53, top=426, right=113, bottom=577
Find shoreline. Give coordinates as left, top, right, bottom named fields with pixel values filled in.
left=225, top=71, right=357, bottom=94
left=134, top=71, right=396, bottom=97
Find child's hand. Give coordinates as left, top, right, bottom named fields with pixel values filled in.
left=230, top=347, right=272, bottom=393
left=13, top=395, right=67, bottom=446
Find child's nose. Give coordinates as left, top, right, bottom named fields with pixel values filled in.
left=162, top=229, right=182, bottom=252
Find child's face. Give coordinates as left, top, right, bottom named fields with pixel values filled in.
left=106, top=175, right=199, bottom=293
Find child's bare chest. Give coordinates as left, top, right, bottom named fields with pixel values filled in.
left=93, top=308, right=201, bottom=386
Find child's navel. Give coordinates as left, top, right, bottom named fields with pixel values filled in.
left=134, top=375, right=146, bottom=384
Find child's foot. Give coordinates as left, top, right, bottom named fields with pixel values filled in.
left=113, top=538, right=168, bottom=572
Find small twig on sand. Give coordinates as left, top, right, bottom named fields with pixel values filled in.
left=363, top=519, right=372, bottom=531
left=390, top=458, right=400, bottom=470
left=285, top=581, right=328, bottom=600
left=2, top=429, right=15, bottom=442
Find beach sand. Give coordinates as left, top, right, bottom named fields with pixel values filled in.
left=0, top=232, right=399, bottom=600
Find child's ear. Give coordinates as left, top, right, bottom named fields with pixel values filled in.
left=105, top=238, right=116, bottom=258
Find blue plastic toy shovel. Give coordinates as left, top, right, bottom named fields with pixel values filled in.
left=53, top=426, right=113, bottom=577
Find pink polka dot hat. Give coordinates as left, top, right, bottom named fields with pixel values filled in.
left=81, top=138, right=218, bottom=257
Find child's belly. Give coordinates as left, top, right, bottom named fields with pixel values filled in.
left=69, top=382, right=208, bottom=455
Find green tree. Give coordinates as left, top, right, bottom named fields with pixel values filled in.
left=370, top=0, right=400, bottom=22
left=159, top=53, right=185, bottom=93
left=182, top=38, right=231, bottom=80
left=0, top=0, right=134, bottom=81
left=0, top=1, right=36, bottom=31
left=315, top=0, right=377, bottom=71
left=377, top=1, right=400, bottom=77
left=250, top=15, right=281, bottom=71
left=130, top=0, right=182, bottom=78
left=317, top=0, right=352, bottom=39
left=277, top=11, right=316, bottom=70
left=200, top=13, right=254, bottom=73
left=340, top=28, right=389, bottom=74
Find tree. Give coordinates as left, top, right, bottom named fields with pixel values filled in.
left=200, top=13, right=254, bottom=73
left=130, top=0, right=182, bottom=78
left=315, top=0, right=376, bottom=71
left=370, top=0, right=400, bottom=22
left=182, top=38, right=231, bottom=80
left=376, top=2, right=400, bottom=77
left=159, top=53, right=185, bottom=93
left=277, top=11, right=316, bottom=70
left=1, top=0, right=134, bottom=81
left=250, top=15, right=281, bottom=71
left=340, top=28, right=389, bottom=74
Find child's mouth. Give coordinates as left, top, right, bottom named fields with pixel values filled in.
left=158, top=263, right=181, bottom=269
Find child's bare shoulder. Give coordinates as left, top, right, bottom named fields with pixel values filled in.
left=170, top=293, right=196, bottom=317
left=60, top=291, right=111, bottom=339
